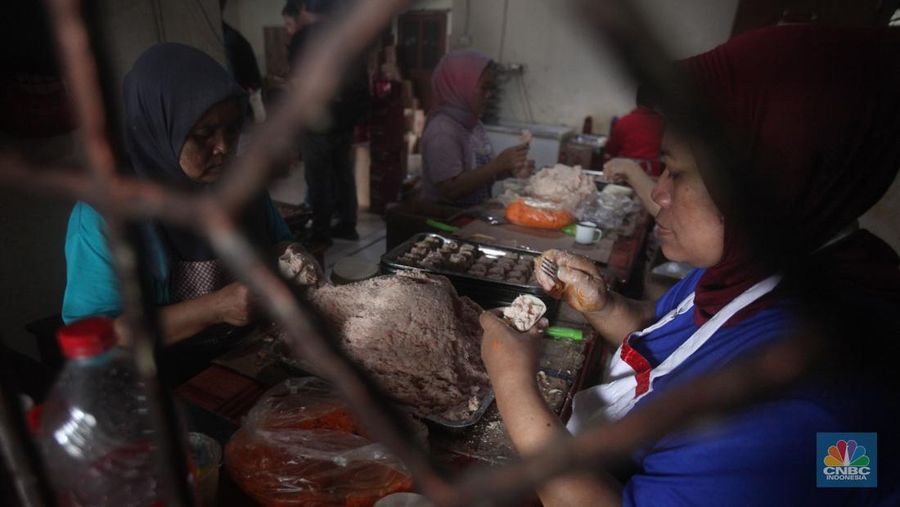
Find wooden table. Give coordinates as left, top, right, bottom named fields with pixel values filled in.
left=448, top=208, right=652, bottom=295
left=175, top=317, right=606, bottom=504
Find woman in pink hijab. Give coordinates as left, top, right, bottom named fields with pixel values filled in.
left=421, top=50, right=530, bottom=207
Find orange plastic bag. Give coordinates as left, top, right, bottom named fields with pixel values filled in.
left=505, top=199, right=574, bottom=229
left=225, top=428, right=413, bottom=507
left=245, top=378, right=362, bottom=434
left=225, top=379, right=413, bottom=506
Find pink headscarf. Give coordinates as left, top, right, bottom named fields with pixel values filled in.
left=430, top=49, right=493, bottom=128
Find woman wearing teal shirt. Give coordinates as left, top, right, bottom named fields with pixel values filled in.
left=62, top=43, right=294, bottom=348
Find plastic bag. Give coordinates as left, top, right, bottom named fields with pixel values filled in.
left=527, top=164, right=596, bottom=212
left=244, top=377, right=362, bottom=434
left=226, top=379, right=414, bottom=506
left=505, top=198, right=575, bottom=229
left=225, top=428, right=413, bottom=507
left=575, top=192, right=641, bottom=231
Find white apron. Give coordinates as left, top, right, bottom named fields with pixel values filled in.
left=566, top=274, right=782, bottom=433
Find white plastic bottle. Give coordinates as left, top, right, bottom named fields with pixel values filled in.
left=38, top=317, right=166, bottom=506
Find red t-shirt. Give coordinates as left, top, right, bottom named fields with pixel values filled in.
left=605, top=106, right=664, bottom=176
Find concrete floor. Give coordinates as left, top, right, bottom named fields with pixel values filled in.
left=321, top=211, right=387, bottom=276
left=268, top=159, right=387, bottom=279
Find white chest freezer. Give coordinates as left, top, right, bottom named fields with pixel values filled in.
left=484, top=121, right=574, bottom=170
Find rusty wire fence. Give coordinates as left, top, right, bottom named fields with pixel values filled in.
left=0, top=0, right=856, bottom=505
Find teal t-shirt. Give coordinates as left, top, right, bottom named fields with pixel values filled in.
left=61, top=197, right=293, bottom=324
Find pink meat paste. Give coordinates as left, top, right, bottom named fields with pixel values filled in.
left=306, top=273, right=489, bottom=421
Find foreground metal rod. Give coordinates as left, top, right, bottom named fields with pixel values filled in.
left=0, top=151, right=453, bottom=499
left=43, top=0, right=195, bottom=503
left=215, top=0, right=411, bottom=214
left=200, top=208, right=455, bottom=502
left=573, top=0, right=789, bottom=271
left=44, top=0, right=118, bottom=182
left=0, top=155, right=203, bottom=227
left=0, top=0, right=827, bottom=505
left=0, top=375, right=54, bottom=507
left=444, top=334, right=816, bottom=506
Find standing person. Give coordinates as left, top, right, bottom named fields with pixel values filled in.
left=282, top=0, right=318, bottom=65
left=283, top=0, right=369, bottom=243
left=220, top=0, right=266, bottom=122
left=480, top=25, right=900, bottom=506
left=62, top=44, right=306, bottom=380
left=603, top=86, right=665, bottom=176
left=421, top=50, right=531, bottom=208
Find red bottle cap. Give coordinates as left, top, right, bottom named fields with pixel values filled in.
left=56, top=317, right=118, bottom=358
left=26, top=405, right=43, bottom=436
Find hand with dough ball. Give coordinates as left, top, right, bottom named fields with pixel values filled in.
left=534, top=249, right=610, bottom=313
left=479, top=309, right=548, bottom=388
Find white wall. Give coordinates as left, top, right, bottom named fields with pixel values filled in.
left=100, top=0, right=225, bottom=105
left=224, top=0, right=453, bottom=76
left=222, top=0, right=285, bottom=76
left=450, top=0, right=739, bottom=131
left=408, top=0, right=453, bottom=10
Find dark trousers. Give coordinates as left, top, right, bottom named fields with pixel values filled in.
left=301, top=129, right=357, bottom=236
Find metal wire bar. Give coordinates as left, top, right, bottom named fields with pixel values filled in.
left=573, top=0, right=789, bottom=277
left=0, top=152, right=453, bottom=498
left=0, top=0, right=849, bottom=506
left=200, top=209, right=455, bottom=502
left=0, top=378, right=54, bottom=507
left=442, top=334, right=817, bottom=506
left=34, top=0, right=453, bottom=502
left=44, top=0, right=118, bottom=182
left=0, top=147, right=827, bottom=506
left=43, top=0, right=196, bottom=503
left=215, top=0, right=410, bottom=214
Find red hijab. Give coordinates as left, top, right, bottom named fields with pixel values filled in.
left=678, top=25, right=900, bottom=324
left=429, top=49, right=492, bottom=129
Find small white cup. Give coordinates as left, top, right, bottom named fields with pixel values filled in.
left=575, top=221, right=602, bottom=244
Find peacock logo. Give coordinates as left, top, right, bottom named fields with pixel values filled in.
left=823, top=439, right=870, bottom=467
left=817, top=432, right=876, bottom=488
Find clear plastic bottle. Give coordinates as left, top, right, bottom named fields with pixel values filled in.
left=38, top=317, right=166, bottom=507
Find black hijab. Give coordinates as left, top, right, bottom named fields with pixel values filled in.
left=123, top=43, right=269, bottom=263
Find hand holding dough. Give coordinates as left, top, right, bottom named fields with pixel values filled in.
left=520, top=129, right=533, bottom=144
left=534, top=249, right=609, bottom=313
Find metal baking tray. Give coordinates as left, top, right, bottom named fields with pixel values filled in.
left=380, top=233, right=559, bottom=319
left=423, top=390, right=495, bottom=431
left=276, top=353, right=494, bottom=431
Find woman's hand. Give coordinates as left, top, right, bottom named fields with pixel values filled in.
left=511, top=159, right=536, bottom=179
left=535, top=250, right=611, bottom=313
left=495, top=143, right=529, bottom=174
left=603, top=158, right=661, bottom=217
left=480, top=309, right=548, bottom=388
left=279, top=243, right=326, bottom=287
left=603, top=158, right=642, bottom=184
left=213, top=282, right=256, bottom=327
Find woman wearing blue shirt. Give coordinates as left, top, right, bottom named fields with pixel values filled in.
left=62, top=43, right=295, bottom=347
left=480, top=26, right=900, bottom=506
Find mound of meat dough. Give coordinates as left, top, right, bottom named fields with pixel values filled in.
left=304, top=272, right=488, bottom=421
left=528, top=163, right=596, bottom=210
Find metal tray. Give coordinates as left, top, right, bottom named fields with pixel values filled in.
left=272, top=342, right=496, bottom=430
left=380, top=233, right=559, bottom=319
left=423, top=390, right=495, bottom=431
